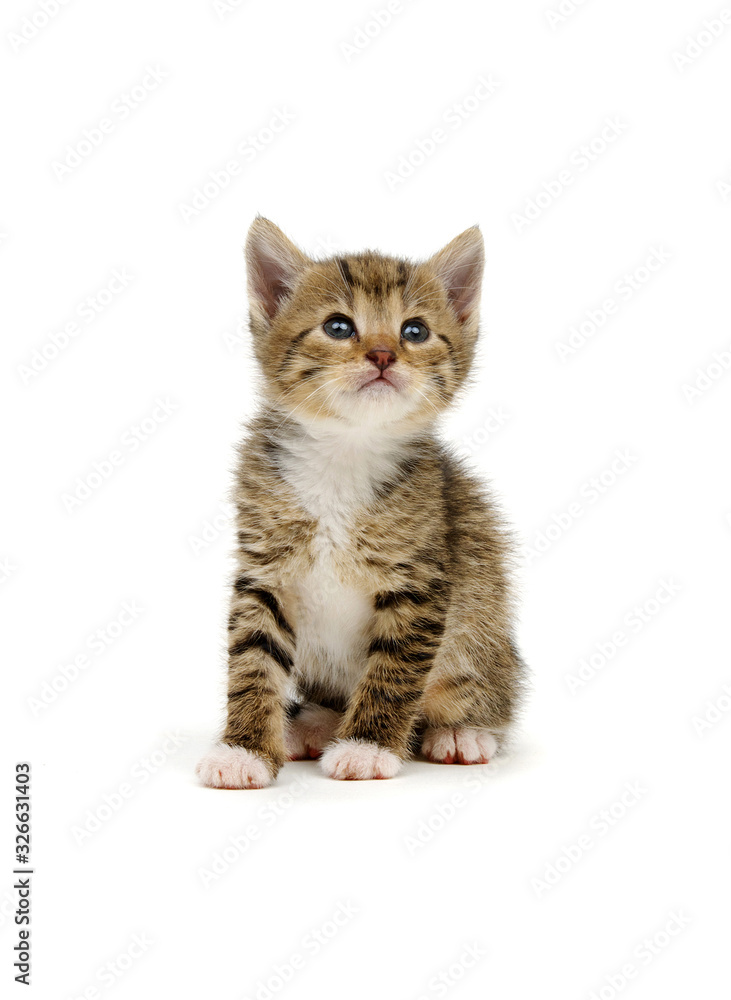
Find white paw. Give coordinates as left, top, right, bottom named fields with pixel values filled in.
left=285, top=705, right=341, bottom=760
left=319, top=739, right=402, bottom=781
left=422, top=727, right=498, bottom=765
left=195, top=743, right=273, bottom=789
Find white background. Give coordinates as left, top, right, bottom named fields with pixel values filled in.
left=3, top=0, right=730, bottom=997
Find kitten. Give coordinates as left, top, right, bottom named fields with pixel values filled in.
left=196, top=218, right=525, bottom=788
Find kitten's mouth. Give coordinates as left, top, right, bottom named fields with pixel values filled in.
left=358, top=373, right=398, bottom=392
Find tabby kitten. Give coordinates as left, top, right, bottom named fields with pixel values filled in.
left=196, top=218, right=525, bottom=788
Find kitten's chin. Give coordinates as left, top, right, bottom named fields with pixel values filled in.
left=333, top=383, right=429, bottom=429
left=271, top=377, right=435, bottom=430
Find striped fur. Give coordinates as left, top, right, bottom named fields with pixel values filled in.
left=196, top=219, right=526, bottom=788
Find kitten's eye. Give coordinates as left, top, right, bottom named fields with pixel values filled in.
left=401, top=319, right=430, bottom=343
left=323, top=315, right=356, bottom=339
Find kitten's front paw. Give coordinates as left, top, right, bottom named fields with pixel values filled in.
left=285, top=705, right=341, bottom=760
left=196, top=743, right=273, bottom=789
left=422, top=727, right=498, bottom=765
left=319, top=739, right=402, bottom=781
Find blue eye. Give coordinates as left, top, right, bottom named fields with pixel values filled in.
left=401, top=320, right=429, bottom=343
left=324, top=316, right=356, bottom=339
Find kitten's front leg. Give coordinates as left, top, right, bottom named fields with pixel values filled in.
left=196, top=574, right=295, bottom=789
left=320, top=581, right=447, bottom=780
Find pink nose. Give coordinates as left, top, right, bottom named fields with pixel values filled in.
left=366, top=349, right=396, bottom=371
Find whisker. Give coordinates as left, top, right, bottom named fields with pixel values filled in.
left=271, top=374, right=345, bottom=433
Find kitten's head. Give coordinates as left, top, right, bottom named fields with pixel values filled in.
left=245, top=218, right=484, bottom=431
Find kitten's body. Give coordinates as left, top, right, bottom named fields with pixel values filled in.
left=197, top=221, right=525, bottom=787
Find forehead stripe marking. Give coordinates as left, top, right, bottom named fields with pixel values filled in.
left=337, top=258, right=356, bottom=288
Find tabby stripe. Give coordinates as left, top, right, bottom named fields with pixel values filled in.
left=438, top=673, right=476, bottom=691
left=435, top=331, right=454, bottom=353
left=231, top=582, right=293, bottom=636
left=279, top=329, right=312, bottom=373
left=375, top=589, right=428, bottom=610
left=370, top=620, right=445, bottom=646
left=239, top=549, right=278, bottom=566
left=368, top=686, right=423, bottom=706
left=228, top=683, right=275, bottom=702
left=228, top=630, right=293, bottom=672
left=338, top=258, right=355, bottom=288
left=410, top=616, right=446, bottom=637
left=228, top=664, right=268, bottom=682
left=233, top=580, right=293, bottom=634
left=367, top=637, right=438, bottom=663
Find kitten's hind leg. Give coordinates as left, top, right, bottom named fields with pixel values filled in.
left=420, top=636, right=524, bottom=765
left=285, top=704, right=341, bottom=760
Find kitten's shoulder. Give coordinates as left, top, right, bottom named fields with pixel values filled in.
left=435, top=439, right=506, bottom=519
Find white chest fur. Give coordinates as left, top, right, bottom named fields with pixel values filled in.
left=277, top=423, right=405, bottom=540
left=277, top=425, right=404, bottom=697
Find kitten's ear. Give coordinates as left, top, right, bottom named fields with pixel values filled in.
left=245, top=217, right=310, bottom=322
left=428, top=226, right=484, bottom=324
